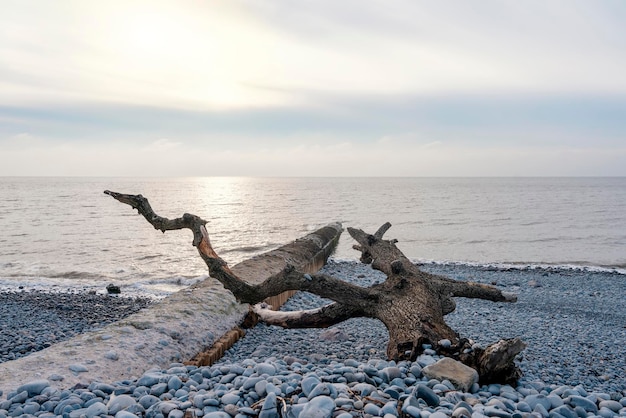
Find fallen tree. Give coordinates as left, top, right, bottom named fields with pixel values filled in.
left=105, top=190, right=525, bottom=384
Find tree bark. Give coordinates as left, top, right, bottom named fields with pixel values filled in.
left=105, top=191, right=525, bottom=384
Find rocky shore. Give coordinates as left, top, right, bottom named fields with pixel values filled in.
left=0, top=260, right=624, bottom=418
left=0, top=291, right=153, bottom=363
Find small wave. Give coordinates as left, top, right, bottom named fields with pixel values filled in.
left=136, top=254, right=161, bottom=261
left=47, top=271, right=110, bottom=281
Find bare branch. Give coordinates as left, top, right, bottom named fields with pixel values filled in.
left=260, top=270, right=376, bottom=305
left=374, top=222, right=392, bottom=239
left=252, top=302, right=362, bottom=328
left=105, top=191, right=370, bottom=307
left=436, top=276, right=517, bottom=303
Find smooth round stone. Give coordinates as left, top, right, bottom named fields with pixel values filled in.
left=167, top=366, right=188, bottom=374
left=417, top=355, right=437, bottom=367
left=174, top=388, right=188, bottom=399
left=364, top=402, right=381, bottom=416
left=17, top=379, right=50, bottom=397
left=453, top=406, right=472, bottom=417
left=255, top=379, right=268, bottom=397
left=150, top=383, right=168, bottom=397
left=334, top=398, right=353, bottom=407
left=345, top=359, right=360, bottom=367
left=301, top=376, right=321, bottom=397
left=381, top=400, right=398, bottom=415
left=239, top=407, right=257, bottom=415
left=68, top=364, right=88, bottom=373
left=256, top=363, right=277, bottom=376
left=381, top=367, right=402, bottom=383
left=363, top=365, right=378, bottom=377
left=516, top=401, right=532, bottom=413
left=384, top=387, right=401, bottom=400
left=104, top=351, right=119, bottom=361
left=9, top=390, right=28, bottom=403
left=107, top=394, right=137, bottom=415
left=204, top=398, right=220, bottom=407
left=243, top=377, right=264, bottom=391
left=431, top=412, right=450, bottom=418
left=547, top=395, right=564, bottom=409
left=204, top=412, right=231, bottom=418
left=22, top=402, right=40, bottom=415
left=352, top=383, right=376, bottom=397
left=410, top=365, right=423, bottom=378
left=91, top=383, right=115, bottom=394
left=526, top=394, right=553, bottom=411
left=308, top=383, right=333, bottom=399
left=156, top=401, right=178, bottom=415
left=114, top=411, right=138, bottom=418
left=299, top=395, right=335, bottom=418
left=220, top=373, right=237, bottom=384
left=488, top=384, right=502, bottom=395
left=533, top=403, right=549, bottom=418
left=484, top=406, right=513, bottom=418
left=139, top=395, right=160, bottom=410
left=168, top=410, right=184, bottom=418
left=551, top=405, right=578, bottom=418
left=168, top=376, right=183, bottom=391
left=259, top=392, right=277, bottom=418
left=433, top=384, right=450, bottom=393
left=414, top=384, right=440, bottom=407
left=565, top=396, right=598, bottom=414
left=266, top=382, right=281, bottom=396
left=405, top=405, right=422, bottom=418
left=137, top=373, right=163, bottom=387
left=598, top=407, right=617, bottom=418
left=220, top=393, right=240, bottom=405
left=455, top=401, right=474, bottom=413
left=84, top=397, right=104, bottom=408
left=600, top=400, right=623, bottom=412
left=501, top=391, right=519, bottom=402
left=84, top=401, right=108, bottom=417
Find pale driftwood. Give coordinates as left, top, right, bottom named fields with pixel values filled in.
left=105, top=191, right=525, bottom=384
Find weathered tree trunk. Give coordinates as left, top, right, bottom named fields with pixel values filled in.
left=105, top=191, right=525, bottom=384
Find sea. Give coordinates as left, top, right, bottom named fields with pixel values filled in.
left=0, top=177, right=624, bottom=297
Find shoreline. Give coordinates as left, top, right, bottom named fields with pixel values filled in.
left=0, top=260, right=624, bottom=417
left=2, top=260, right=625, bottom=392
left=0, top=290, right=153, bottom=364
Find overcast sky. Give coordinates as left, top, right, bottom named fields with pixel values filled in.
left=1, top=0, right=625, bottom=176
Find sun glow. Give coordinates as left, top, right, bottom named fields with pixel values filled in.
left=52, top=2, right=293, bottom=110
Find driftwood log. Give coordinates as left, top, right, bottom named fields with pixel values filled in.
left=105, top=190, right=525, bottom=384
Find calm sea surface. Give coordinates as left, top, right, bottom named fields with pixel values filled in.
left=0, top=177, right=624, bottom=296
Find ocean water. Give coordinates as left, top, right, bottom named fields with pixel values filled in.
left=0, top=177, right=624, bottom=296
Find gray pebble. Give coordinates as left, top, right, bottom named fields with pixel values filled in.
left=107, top=394, right=137, bottom=415
left=68, top=363, right=88, bottom=373
left=299, top=395, right=335, bottom=418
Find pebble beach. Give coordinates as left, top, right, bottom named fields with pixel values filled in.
left=0, top=260, right=624, bottom=418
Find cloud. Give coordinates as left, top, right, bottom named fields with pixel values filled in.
left=144, top=138, right=183, bottom=152
left=2, top=0, right=626, bottom=112
left=1, top=131, right=624, bottom=177
left=1, top=1, right=625, bottom=176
